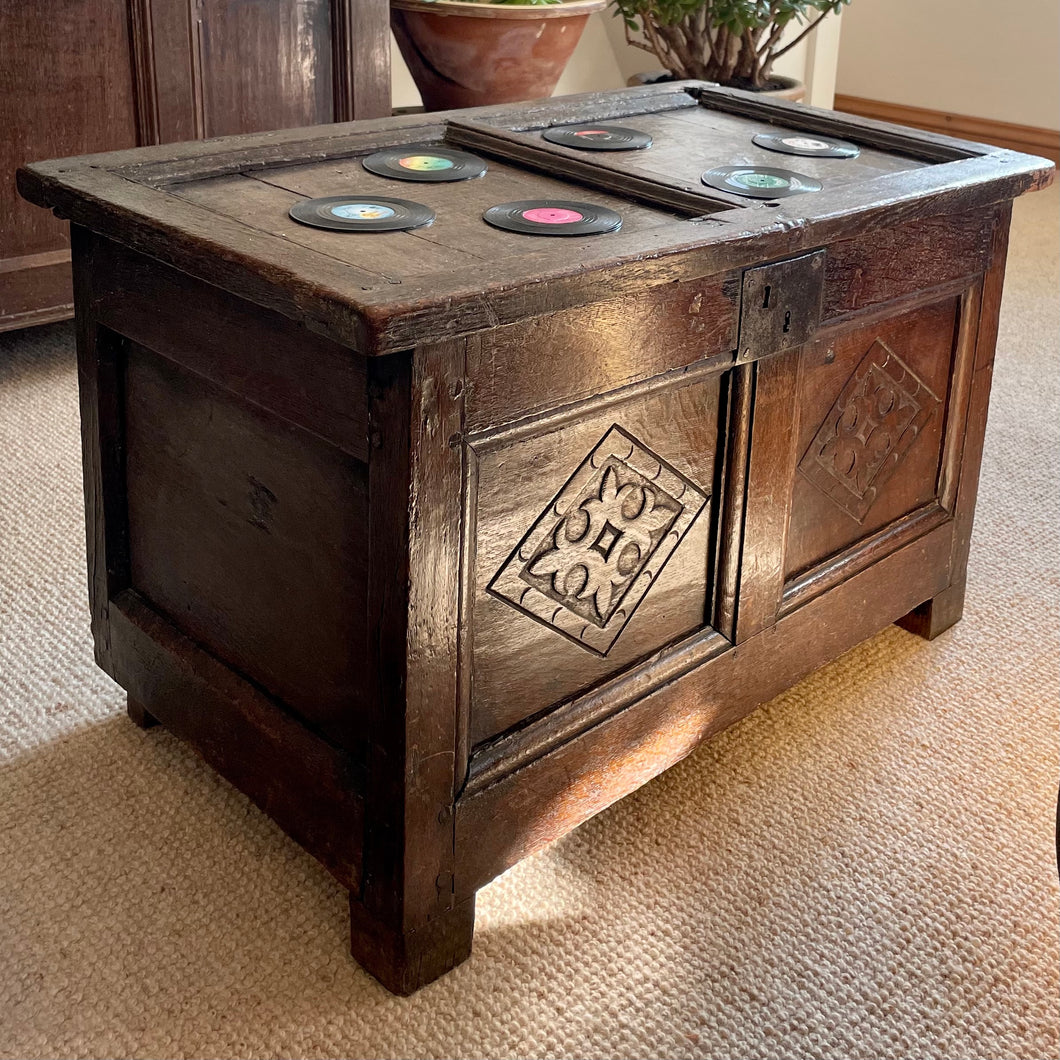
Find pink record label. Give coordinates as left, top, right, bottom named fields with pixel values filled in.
left=521, top=207, right=584, bottom=225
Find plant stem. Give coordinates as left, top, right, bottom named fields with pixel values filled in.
left=772, top=8, right=834, bottom=60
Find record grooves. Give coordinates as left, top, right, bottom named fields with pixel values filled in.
left=701, top=165, right=823, bottom=199
left=362, top=145, right=489, bottom=182
left=289, top=195, right=436, bottom=232
left=542, top=125, right=653, bottom=151
left=483, top=199, right=622, bottom=236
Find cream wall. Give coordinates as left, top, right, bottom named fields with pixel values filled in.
left=390, top=34, right=422, bottom=110
left=554, top=13, right=626, bottom=95
left=836, top=0, right=1060, bottom=130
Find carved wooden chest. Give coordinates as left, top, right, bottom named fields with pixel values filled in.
left=18, top=83, right=1053, bottom=994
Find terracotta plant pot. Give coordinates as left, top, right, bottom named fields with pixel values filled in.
left=757, top=74, right=805, bottom=103
left=391, top=0, right=607, bottom=112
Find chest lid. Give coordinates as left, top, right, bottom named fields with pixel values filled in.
left=17, top=81, right=1053, bottom=354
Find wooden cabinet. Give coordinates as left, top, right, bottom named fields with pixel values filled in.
left=0, top=0, right=390, bottom=333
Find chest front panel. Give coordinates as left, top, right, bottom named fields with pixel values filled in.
left=465, top=368, right=725, bottom=745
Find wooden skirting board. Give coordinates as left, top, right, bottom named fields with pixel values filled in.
left=834, top=94, right=1060, bottom=165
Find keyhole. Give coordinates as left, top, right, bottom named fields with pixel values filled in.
left=762, top=284, right=771, bottom=309
left=783, top=309, right=792, bottom=333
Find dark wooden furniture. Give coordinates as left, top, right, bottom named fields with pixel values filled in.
left=0, top=0, right=390, bottom=333
left=18, top=82, right=1053, bottom=994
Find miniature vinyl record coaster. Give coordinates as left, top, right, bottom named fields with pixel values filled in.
left=288, top=195, right=436, bottom=231
left=753, top=132, right=860, bottom=158
left=483, top=200, right=623, bottom=236
left=701, top=165, right=823, bottom=198
left=542, top=125, right=653, bottom=151
left=361, top=145, right=489, bottom=182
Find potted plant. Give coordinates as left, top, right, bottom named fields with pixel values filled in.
left=613, top=0, right=850, bottom=98
left=391, top=0, right=608, bottom=112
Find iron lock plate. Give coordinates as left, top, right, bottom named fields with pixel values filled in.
left=736, top=249, right=826, bottom=364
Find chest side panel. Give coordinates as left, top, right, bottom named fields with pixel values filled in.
left=124, top=342, right=371, bottom=753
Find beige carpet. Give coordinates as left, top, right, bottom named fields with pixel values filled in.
left=1, top=184, right=1058, bottom=1060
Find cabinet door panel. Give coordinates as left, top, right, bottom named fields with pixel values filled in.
left=142, top=0, right=336, bottom=142
left=0, top=0, right=137, bottom=327
left=196, top=0, right=336, bottom=137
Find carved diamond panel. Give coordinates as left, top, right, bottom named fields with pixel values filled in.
left=798, top=339, right=941, bottom=523
left=487, top=425, right=709, bottom=656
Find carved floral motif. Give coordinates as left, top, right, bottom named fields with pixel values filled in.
left=521, top=459, right=682, bottom=628
left=799, top=339, right=941, bottom=522
left=488, top=426, right=709, bottom=655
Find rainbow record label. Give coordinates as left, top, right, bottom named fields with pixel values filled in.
left=483, top=199, right=622, bottom=236
left=542, top=124, right=653, bottom=151
left=361, top=145, right=488, bottom=182
left=288, top=195, right=435, bottom=232
left=701, top=165, right=823, bottom=199
left=753, top=131, right=860, bottom=158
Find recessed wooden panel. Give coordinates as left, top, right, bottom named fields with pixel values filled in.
left=89, top=234, right=368, bottom=460
left=0, top=0, right=138, bottom=329
left=196, top=0, right=335, bottom=137
left=468, top=375, right=723, bottom=746
left=109, top=591, right=365, bottom=890
left=785, top=297, right=960, bottom=580
left=138, top=0, right=391, bottom=144
left=0, top=0, right=137, bottom=263
left=170, top=158, right=685, bottom=286
left=474, top=104, right=927, bottom=196
left=124, top=342, right=369, bottom=751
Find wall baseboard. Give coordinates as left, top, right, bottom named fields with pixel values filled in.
left=834, top=94, right=1060, bottom=165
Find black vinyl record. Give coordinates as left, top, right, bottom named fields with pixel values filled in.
left=542, top=124, right=653, bottom=151
left=483, top=199, right=622, bottom=236
left=701, top=165, right=823, bottom=199
left=753, top=131, right=860, bottom=158
left=289, top=195, right=435, bottom=232
left=361, top=145, right=488, bottom=182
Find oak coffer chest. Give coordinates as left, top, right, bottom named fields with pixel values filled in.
left=18, top=83, right=1053, bottom=994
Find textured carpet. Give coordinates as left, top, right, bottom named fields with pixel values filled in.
left=1, top=185, right=1057, bottom=1060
